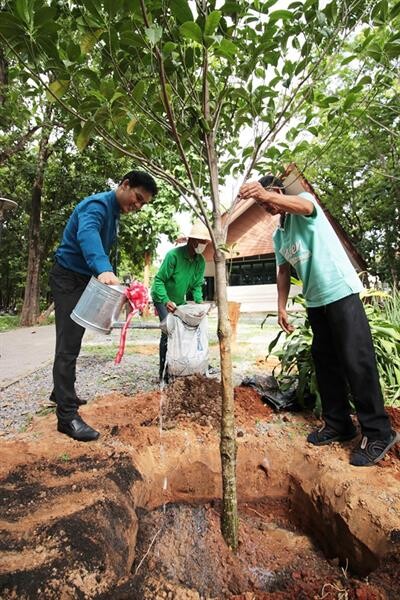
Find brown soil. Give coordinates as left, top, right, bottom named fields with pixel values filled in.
left=1, top=377, right=400, bottom=599
left=110, top=500, right=393, bottom=600
left=157, top=376, right=273, bottom=429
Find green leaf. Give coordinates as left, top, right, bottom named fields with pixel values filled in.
left=384, top=40, right=400, bottom=59
left=46, top=80, right=69, bottom=102
left=343, top=92, right=358, bottom=110
left=215, top=38, right=238, bottom=58
left=162, top=41, right=177, bottom=55
left=170, top=0, right=193, bottom=23
left=180, top=21, right=203, bottom=44
left=100, top=80, right=115, bottom=101
left=366, top=42, right=382, bottom=61
left=390, top=0, right=400, bottom=18
left=66, top=41, right=81, bottom=62
left=34, top=6, right=57, bottom=27
left=15, top=0, right=32, bottom=26
left=75, top=121, right=95, bottom=151
left=82, top=0, right=104, bottom=23
left=268, top=10, right=293, bottom=22
left=132, top=80, right=145, bottom=103
left=102, top=0, right=124, bottom=17
left=145, top=24, right=163, bottom=46
left=110, top=91, right=125, bottom=105
left=357, top=75, right=372, bottom=86
left=341, top=55, right=357, bottom=65
left=267, top=330, right=284, bottom=355
left=0, top=13, right=24, bottom=39
left=204, top=11, right=222, bottom=35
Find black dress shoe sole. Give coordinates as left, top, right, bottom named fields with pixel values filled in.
left=57, top=423, right=100, bottom=442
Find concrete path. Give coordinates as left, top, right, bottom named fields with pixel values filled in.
left=0, top=314, right=279, bottom=390
left=0, top=325, right=56, bottom=389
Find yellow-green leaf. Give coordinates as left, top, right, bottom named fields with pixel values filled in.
left=127, top=117, right=138, bottom=134
left=46, top=80, right=69, bottom=102
left=80, top=29, right=104, bottom=54
left=75, top=121, right=95, bottom=151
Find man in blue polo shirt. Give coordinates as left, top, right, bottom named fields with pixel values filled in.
left=239, top=175, right=398, bottom=467
left=50, top=170, right=157, bottom=442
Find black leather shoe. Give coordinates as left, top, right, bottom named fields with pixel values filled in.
left=50, top=392, right=87, bottom=406
left=57, top=416, right=100, bottom=442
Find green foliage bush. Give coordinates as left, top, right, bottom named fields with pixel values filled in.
left=268, top=289, right=400, bottom=410
left=0, top=315, right=20, bottom=332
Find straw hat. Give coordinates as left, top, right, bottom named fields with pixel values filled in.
left=188, top=220, right=212, bottom=241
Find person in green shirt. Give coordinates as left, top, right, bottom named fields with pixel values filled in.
left=239, top=175, right=398, bottom=467
left=151, top=221, right=211, bottom=381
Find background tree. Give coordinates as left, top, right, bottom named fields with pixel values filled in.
left=0, top=137, right=181, bottom=312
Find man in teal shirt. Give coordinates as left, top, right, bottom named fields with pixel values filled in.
left=151, top=221, right=211, bottom=380
left=240, top=176, right=398, bottom=466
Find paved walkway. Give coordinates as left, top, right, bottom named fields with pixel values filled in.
left=0, top=314, right=280, bottom=390
left=0, top=325, right=57, bottom=389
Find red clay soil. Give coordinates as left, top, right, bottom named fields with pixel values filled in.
left=1, top=377, right=400, bottom=599
left=106, top=498, right=393, bottom=599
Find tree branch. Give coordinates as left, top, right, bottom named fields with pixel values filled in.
left=0, top=126, right=40, bottom=164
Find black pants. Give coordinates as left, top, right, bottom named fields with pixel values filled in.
left=50, top=262, right=90, bottom=422
left=307, top=293, right=391, bottom=440
left=154, top=302, right=168, bottom=380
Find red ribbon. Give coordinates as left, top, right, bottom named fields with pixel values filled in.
left=114, top=281, right=149, bottom=364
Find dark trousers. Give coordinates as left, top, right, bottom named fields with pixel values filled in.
left=154, top=302, right=168, bottom=380
left=307, top=293, right=391, bottom=440
left=50, top=262, right=90, bottom=422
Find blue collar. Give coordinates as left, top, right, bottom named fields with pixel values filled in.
left=111, top=191, right=120, bottom=216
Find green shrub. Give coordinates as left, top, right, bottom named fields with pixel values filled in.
left=0, top=315, right=20, bottom=332
left=267, top=288, right=400, bottom=409
left=364, top=289, right=400, bottom=406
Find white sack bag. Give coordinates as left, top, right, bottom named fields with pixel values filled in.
left=165, top=304, right=210, bottom=377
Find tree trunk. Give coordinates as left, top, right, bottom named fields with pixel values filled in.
left=20, top=104, right=53, bottom=326
left=214, top=250, right=238, bottom=549
left=20, top=183, right=42, bottom=326
left=203, top=51, right=239, bottom=546
left=0, top=46, right=8, bottom=107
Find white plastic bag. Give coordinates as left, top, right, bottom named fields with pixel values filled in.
left=165, top=304, right=210, bottom=377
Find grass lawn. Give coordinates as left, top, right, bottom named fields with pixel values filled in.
left=82, top=313, right=281, bottom=368
left=0, top=315, right=20, bottom=332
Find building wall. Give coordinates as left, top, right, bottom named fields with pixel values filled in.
left=226, top=283, right=302, bottom=313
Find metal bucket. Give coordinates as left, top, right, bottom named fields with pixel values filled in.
left=71, top=276, right=127, bottom=334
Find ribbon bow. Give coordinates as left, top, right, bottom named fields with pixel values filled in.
left=114, top=281, right=149, bottom=364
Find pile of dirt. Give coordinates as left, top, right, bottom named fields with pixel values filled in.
left=162, top=375, right=222, bottom=428
left=107, top=500, right=389, bottom=600
left=160, top=376, right=273, bottom=430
